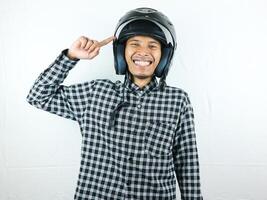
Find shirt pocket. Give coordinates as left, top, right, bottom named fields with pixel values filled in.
left=144, top=121, right=176, bottom=158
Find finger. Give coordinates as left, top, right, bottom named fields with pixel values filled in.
left=99, top=36, right=116, bottom=47
left=87, top=40, right=99, bottom=53
left=84, top=40, right=94, bottom=51
left=79, top=36, right=88, bottom=49
left=88, top=47, right=100, bottom=59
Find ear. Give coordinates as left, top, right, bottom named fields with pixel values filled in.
left=155, top=47, right=172, bottom=77
left=113, top=42, right=127, bottom=75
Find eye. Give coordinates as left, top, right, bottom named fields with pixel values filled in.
left=130, top=43, right=139, bottom=47
left=149, top=44, right=160, bottom=49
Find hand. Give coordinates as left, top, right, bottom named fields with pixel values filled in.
left=67, top=36, right=115, bottom=60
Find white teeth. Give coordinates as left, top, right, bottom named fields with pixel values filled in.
left=134, top=60, right=151, bottom=66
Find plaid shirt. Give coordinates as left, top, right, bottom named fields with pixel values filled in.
left=26, top=49, right=203, bottom=200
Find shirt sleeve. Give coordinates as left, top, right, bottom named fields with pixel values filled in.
left=26, top=49, right=95, bottom=122
left=173, top=93, right=203, bottom=200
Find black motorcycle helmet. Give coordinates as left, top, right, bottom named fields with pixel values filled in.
left=113, top=7, right=177, bottom=79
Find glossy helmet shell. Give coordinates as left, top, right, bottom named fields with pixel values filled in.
left=113, top=7, right=177, bottom=77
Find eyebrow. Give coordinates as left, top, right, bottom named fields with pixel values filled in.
left=128, top=39, right=160, bottom=45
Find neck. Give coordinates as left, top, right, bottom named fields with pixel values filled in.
left=131, top=76, right=152, bottom=89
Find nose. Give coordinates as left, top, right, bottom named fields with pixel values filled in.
left=136, top=46, right=150, bottom=56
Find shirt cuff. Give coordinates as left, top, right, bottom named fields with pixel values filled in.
left=52, top=49, right=80, bottom=72
left=61, top=48, right=80, bottom=62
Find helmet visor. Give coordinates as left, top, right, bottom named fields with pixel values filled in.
left=116, top=20, right=172, bottom=46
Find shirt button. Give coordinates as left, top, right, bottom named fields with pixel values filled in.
left=137, top=104, right=142, bottom=109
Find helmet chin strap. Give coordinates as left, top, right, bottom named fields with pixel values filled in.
left=109, top=72, right=131, bottom=128
left=159, top=74, right=167, bottom=91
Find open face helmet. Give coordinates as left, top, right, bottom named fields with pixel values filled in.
left=113, top=7, right=177, bottom=78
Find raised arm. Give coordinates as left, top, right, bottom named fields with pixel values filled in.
left=26, top=36, right=115, bottom=121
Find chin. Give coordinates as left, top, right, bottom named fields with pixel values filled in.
left=132, top=73, right=152, bottom=80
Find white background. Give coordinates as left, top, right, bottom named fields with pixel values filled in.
left=1, top=0, right=267, bottom=199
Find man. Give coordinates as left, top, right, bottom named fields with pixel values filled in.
left=27, top=7, right=203, bottom=200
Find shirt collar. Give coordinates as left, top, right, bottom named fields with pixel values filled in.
left=125, top=75, right=159, bottom=95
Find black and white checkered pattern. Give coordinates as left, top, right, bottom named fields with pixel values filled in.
left=26, top=49, right=203, bottom=200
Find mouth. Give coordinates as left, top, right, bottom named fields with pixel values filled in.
left=133, top=59, right=153, bottom=67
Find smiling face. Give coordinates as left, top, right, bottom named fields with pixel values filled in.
left=125, top=35, right=162, bottom=88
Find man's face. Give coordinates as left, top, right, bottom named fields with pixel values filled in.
left=125, top=35, right=161, bottom=83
